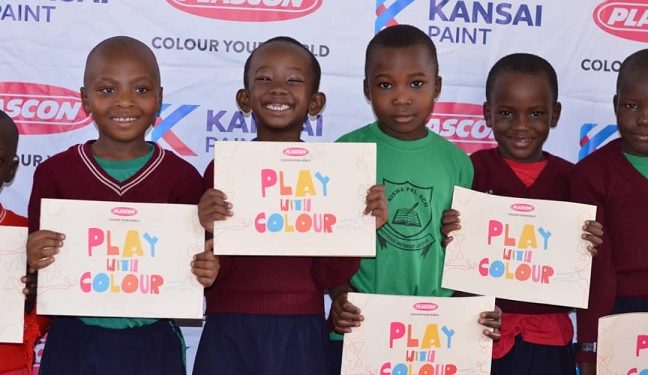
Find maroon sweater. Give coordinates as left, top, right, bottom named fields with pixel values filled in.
left=570, top=138, right=648, bottom=363
left=471, top=147, right=574, bottom=314
left=203, top=161, right=360, bottom=315
left=28, top=141, right=203, bottom=233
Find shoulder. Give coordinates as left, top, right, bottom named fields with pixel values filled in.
left=545, top=152, right=574, bottom=173
left=34, top=143, right=85, bottom=177
left=158, top=146, right=201, bottom=179
left=573, top=138, right=621, bottom=173
left=427, top=131, right=471, bottom=162
left=336, top=123, right=376, bottom=142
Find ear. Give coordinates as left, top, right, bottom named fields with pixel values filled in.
left=4, top=157, right=18, bottom=184
left=613, top=94, right=619, bottom=116
left=308, top=92, right=326, bottom=116
left=483, top=101, right=493, bottom=128
left=433, top=75, right=442, bottom=100
left=80, top=87, right=90, bottom=113
left=363, top=79, right=371, bottom=102
left=236, top=89, right=251, bottom=113
left=550, top=102, right=561, bottom=128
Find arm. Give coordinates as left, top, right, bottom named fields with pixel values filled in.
left=570, top=168, right=616, bottom=367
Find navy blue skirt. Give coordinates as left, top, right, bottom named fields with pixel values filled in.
left=491, top=335, right=576, bottom=375
left=39, top=317, right=185, bottom=375
left=193, top=313, right=331, bottom=375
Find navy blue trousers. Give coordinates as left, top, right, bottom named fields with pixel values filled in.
left=491, top=335, right=576, bottom=375
left=39, top=317, right=185, bottom=375
left=193, top=313, right=332, bottom=375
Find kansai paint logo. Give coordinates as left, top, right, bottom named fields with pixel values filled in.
left=427, top=102, right=496, bottom=154
left=111, top=207, right=138, bottom=216
left=594, top=0, right=648, bottom=42
left=0, top=82, right=92, bottom=135
left=283, top=147, right=308, bottom=157
left=167, top=0, right=322, bottom=22
left=511, top=204, right=534, bottom=212
left=413, top=302, right=438, bottom=311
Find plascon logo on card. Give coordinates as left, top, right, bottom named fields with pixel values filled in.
left=413, top=302, right=438, bottom=311
left=283, top=147, right=309, bottom=157
left=111, top=207, right=138, bottom=216
left=0, top=82, right=92, bottom=135
left=511, top=204, right=534, bottom=212
left=593, top=0, right=648, bottom=42
left=166, top=0, right=322, bottom=22
left=427, top=102, right=496, bottom=154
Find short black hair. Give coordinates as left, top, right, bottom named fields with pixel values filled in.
left=84, top=36, right=160, bottom=87
left=0, top=110, right=19, bottom=156
left=617, top=49, right=648, bottom=94
left=243, top=36, right=321, bottom=92
left=485, top=53, right=558, bottom=103
left=365, top=24, right=438, bottom=78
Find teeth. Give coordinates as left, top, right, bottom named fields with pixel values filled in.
left=112, top=117, right=137, bottom=122
left=265, top=104, right=289, bottom=111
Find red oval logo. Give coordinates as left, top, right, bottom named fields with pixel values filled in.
left=593, top=0, right=648, bottom=42
left=413, top=302, right=438, bottom=311
left=427, top=102, right=496, bottom=154
left=511, top=203, right=534, bottom=212
left=166, top=0, right=322, bottom=22
left=111, top=207, right=138, bottom=216
left=283, top=147, right=308, bottom=156
left=0, top=82, right=92, bottom=135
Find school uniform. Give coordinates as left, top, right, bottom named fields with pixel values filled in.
left=29, top=141, right=203, bottom=375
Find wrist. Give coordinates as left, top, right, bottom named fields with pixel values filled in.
left=574, top=342, right=597, bottom=353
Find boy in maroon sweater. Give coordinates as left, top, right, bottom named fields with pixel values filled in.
left=571, top=49, right=648, bottom=375
left=193, top=36, right=387, bottom=375
left=25, top=36, right=219, bottom=375
left=442, top=53, right=603, bottom=375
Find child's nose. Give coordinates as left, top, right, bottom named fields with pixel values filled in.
left=638, top=108, right=648, bottom=126
left=392, top=87, right=411, bottom=105
left=268, top=81, right=288, bottom=95
left=115, top=90, right=134, bottom=106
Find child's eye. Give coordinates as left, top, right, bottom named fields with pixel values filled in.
left=287, top=78, right=304, bottom=84
left=98, top=87, right=115, bottom=94
left=498, top=111, right=513, bottom=118
left=530, top=111, right=543, bottom=118
left=378, top=82, right=392, bottom=89
left=410, top=80, right=424, bottom=88
left=255, top=76, right=271, bottom=82
left=135, top=87, right=149, bottom=94
left=624, top=103, right=638, bottom=110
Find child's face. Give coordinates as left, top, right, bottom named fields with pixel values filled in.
left=0, top=128, right=17, bottom=185
left=364, top=45, right=441, bottom=141
left=615, top=69, right=648, bottom=156
left=81, top=48, right=162, bottom=146
left=237, top=42, right=324, bottom=139
left=484, top=72, right=560, bottom=162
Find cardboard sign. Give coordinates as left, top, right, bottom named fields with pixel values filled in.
left=597, top=313, right=648, bottom=375
left=213, top=141, right=376, bottom=256
left=341, top=293, right=494, bottom=374
left=37, top=199, right=204, bottom=319
left=442, top=186, right=596, bottom=308
left=0, top=226, right=27, bottom=343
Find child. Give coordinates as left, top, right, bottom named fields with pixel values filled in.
left=571, top=49, right=648, bottom=375
left=25, top=36, right=219, bottom=375
left=0, top=110, right=50, bottom=375
left=192, top=36, right=387, bottom=375
left=328, top=24, right=502, bottom=371
left=441, top=53, right=603, bottom=374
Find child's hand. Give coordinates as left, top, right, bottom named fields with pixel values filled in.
left=364, top=184, right=388, bottom=229
left=441, top=209, right=461, bottom=247
left=26, top=230, right=65, bottom=272
left=198, top=189, right=233, bottom=233
left=478, top=305, right=502, bottom=341
left=578, top=362, right=596, bottom=375
left=330, top=292, right=364, bottom=334
left=191, top=239, right=220, bottom=288
left=21, top=273, right=37, bottom=299
left=582, top=220, right=603, bottom=257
